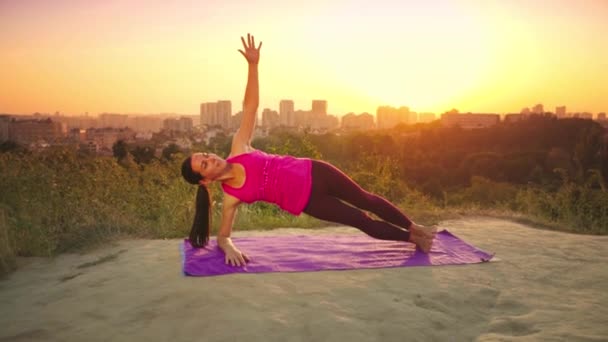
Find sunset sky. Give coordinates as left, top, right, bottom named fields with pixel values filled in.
left=1, top=0, right=607, bottom=117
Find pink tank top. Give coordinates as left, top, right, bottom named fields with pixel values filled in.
left=221, top=150, right=313, bottom=215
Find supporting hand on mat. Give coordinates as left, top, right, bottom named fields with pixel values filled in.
left=224, top=246, right=250, bottom=267
left=218, top=236, right=250, bottom=267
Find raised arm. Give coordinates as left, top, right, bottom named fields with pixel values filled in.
left=232, top=33, right=262, bottom=152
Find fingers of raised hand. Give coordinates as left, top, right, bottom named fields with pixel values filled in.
left=241, top=33, right=253, bottom=49
left=240, top=33, right=261, bottom=51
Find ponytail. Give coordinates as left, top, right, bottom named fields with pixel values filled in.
left=190, top=185, right=211, bottom=248
left=181, top=156, right=211, bottom=248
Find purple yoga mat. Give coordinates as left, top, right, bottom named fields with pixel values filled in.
left=180, top=230, right=494, bottom=277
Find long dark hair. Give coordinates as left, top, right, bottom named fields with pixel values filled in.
left=181, top=157, right=211, bottom=248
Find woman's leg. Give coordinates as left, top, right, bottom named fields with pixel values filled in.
left=309, top=160, right=413, bottom=230
left=303, top=160, right=411, bottom=241
left=304, top=191, right=410, bottom=241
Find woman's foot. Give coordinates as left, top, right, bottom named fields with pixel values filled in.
left=408, top=233, right=433, bottom=253
left=409, top=223, right=437, bottom=239
left=407, top=223, right=437, bottom=253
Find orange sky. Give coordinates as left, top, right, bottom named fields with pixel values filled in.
left=1, top=0, right=607, bottom=116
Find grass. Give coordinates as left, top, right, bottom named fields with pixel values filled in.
left=0, top=207, right=16, bottom=279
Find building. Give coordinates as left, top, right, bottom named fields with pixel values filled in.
left=85, top=127, right=136, bottom=151
left=311, top=100, right=327, bottom=117
left=217, top=101, right=232, bottom=128
left=8, top=117, right=67, bottom=145
left=262, top=108, right=280, bottom=128
left=99, top=113, right=128, bottom=128
left=279, top=100, right=296, bottom=127
left=128, top=115, right=164, bottom=133
left=441, top=113, right=500, bottom=129
left=231, top=111, right=259, bottom=131
left=294, top=110, right=311, bottom=128
left=532, top=104, right=544, bottom=115
left=580, top=112, right=593, bottom=120
left=55, top=114, right=99, bottom=130
left=556, top=106, right=567, bottom=118
left=200, top=101, right=232, bottom=128
left=318, top=115, right=339, bottom=130
left=67, top=128, right=87, bottom=143
left=341, top=112, right=374, bottom=130
left=504, top=113, right=524, bottom=123
left=418, top=112, right=436, bottom=123
left=163, top=117, right=193, bottom=132
left=377, top=106, right=413, bottom=129
left=598, top=113, right=607, bottom=120
left=200, top=102, right=217, bottom=126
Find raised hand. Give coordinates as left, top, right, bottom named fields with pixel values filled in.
left=238, top=33, right=262, bottom=65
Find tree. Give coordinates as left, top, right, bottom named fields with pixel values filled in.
left=112, top=140, right=128, bottom=160
left=162, top=144, right=181, bottom=161
left=131, top=146, right=156, bottom=164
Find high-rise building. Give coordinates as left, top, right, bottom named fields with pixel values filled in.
left=200, top=103, right=209, bottom=126
left=279, top=100, right=295, bottom=127
left=201, top=101, right=231, bottom=128
left=217, top=100, right=232, bottom=128
left=556, top=106, right=567, bottom=118
left=532, top=104, right=544, bottom=115
left=200, top=102, right=216, bottom=126
left=262, top=108, right=280, bottom=128
left=294, top=110, right=311, bottom=127
left=598, top=113, right=606, bottom=120
left=311, top=100, right=327, bottom=116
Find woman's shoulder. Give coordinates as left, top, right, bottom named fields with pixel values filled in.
left=227, top=145, right=260, bottom=159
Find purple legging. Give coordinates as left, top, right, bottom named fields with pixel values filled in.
left=303, top=160, right=412, bottom=241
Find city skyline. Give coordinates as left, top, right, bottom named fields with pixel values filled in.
left=3, top=98, right=605, bottom=119
left=2, top=0, right=607, bottom=116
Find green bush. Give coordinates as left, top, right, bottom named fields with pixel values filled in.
left=516, top=184, right=608, bottom=234
left=0, top=207, right=17, bottom=278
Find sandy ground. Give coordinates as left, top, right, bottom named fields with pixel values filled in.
left=1, top=217, right=607, bottom=342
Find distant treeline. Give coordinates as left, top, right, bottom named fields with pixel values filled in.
left=1, top=115, right=607, bottom=276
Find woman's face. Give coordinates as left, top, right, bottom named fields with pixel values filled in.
left=191, top=152, right=226, bottom=180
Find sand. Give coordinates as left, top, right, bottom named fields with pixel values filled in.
left=1, top=217, right=607, bottom=342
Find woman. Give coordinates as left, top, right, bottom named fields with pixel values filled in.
left=181, top=33, right=437, bottom=267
